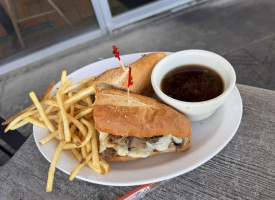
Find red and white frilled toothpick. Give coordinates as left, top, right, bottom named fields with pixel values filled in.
left=127, top=66, right=133, bottom=100
left=112, top=45, right=133, bottom=100
left=112, top=45, right=126, bottom=71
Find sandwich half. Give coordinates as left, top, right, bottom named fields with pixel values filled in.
left=92, top=52, right=167, bottom=96
left=93, top=89, right=192, bottom=161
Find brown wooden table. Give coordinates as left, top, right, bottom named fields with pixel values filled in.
left=0, top=84, right=274, bottom=200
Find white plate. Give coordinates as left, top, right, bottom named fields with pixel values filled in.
left=33, top=53, right=243, bottom=186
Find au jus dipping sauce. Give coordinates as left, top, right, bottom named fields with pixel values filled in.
left=161, top=65, right=224, bottom=102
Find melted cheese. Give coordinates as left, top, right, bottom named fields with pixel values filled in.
left=172, top=135, right=182, bottom=144
left=99, top=132, right=185, bottom=158
left=151, top=135, right=172, bottom=151
left=128, top=142, right=154, bottom=158
left=117, top=143, right=129, bottom=156
left=99, top=131, right=109, bottom=153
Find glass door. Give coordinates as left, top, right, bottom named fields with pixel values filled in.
left=97, top=0, right=195, bottom=32
left=0, top=0, right=196, bottom=74
left=0, top=0, right=100, bottom=64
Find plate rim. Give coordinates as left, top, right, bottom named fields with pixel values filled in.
left=33, top=52, right=243, bottom=186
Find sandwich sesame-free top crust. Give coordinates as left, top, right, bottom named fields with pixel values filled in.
left=93, top=89, right=192, bottom=138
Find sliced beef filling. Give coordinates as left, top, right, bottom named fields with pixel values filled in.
left=100, top=134, right=188, bottom=160
left=127, top=137, right=147, bottom=148
left=101, top=148, right=116, bottom=160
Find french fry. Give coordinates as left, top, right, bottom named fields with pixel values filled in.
left=68, top=91, right=75, bottom=116
left=29, top=92, right=55, bottom=133
left=64, top=85, right=96, bottom=108
left=71, top=132, right=81, bottom=146
left=69, top=152, right=93, bottom=181
left=10, top=120, right=28, bottom=130
left=58, top=118, right=65, bottom=141
left=62, top=76, right=95, bottom=94
left=46, top=115, right=59, bottom=120
left=65, top=78, right=73, bottom=87
left=3, top=70, right=110, bottom=192
left=60, top=70, right=67, bottom=87
left=87, top=161, right=104, bottom=175
left=63, top=118, right=93, bottom=149
left=42, top=100, right=58, bottom=107
left=73, top=104, right=86, bottom=110
left=39, top=131, right=58, bottom=145
left=4, top=110, right=37, bottom=132
left=100, top=160, right=110, bottom=173
left=3, top=80, right=55, bottom=126
left=71, top=148, right=82, bottom=162
left=23, top=117, right=48, bottom=130
left=56, top=88, right=70, bottom=142
left=2, top=105, right=36, bottom=126
left=81, top=118, right=94, bottom=152
left=67, top=115, right=87, bottom=137
left=45, top=105, right=58, bottom=114
left=46, top=141, right=65, bottom=192
left=92, top=130, right=100, bottom=168
left=81, top=146, right=87, bottom=158
left=75, top=106, right=93, bottom=120
left=84, top=96, right=93, bottom=106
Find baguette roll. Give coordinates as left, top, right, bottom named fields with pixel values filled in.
left=93, top=89, right=192, bottom=161
left=92, top=52, right=167, bottom=95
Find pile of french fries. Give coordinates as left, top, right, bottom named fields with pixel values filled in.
left=2, top=70, right=110, bottom=192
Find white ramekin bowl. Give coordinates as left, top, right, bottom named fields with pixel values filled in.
left=151, top=50, right=236, bottom=121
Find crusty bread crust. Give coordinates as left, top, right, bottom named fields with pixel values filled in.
left=94, top=89, right=192, bottom=138
left=106, top=139, right=191, bottom=162
left=92, top=52, right=167, bottom=95
left=122, top=52, right=167, bottom=95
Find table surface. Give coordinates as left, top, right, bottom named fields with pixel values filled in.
left=0, top=84, right=274, bottom=200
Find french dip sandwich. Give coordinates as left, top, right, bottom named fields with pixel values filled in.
left=92, top=52, right=167, bottom=95
left=93, top=89, right=192, bottom=161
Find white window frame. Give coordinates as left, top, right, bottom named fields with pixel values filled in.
left=0, top=0, right=197, bottom=75
left=97, top=0, right=196, bottom=33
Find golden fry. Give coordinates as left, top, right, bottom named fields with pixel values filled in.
left=45, top=105, right=58, bottom=114
left=4, top=110, right=37, bottom=132
left=75, top=106, right=93, bottom=120
left=100, top=160, right=110, bottom=173
left=84, top=96, right=93, bottom=106
left=68, top=91, right=75, bottom=116
left=92, top=130, right=100, bottom=168
left=71, top=148, right=82, bottom=162
left=60, top=70, right=67, bottom=87
left=23, top=117, right=48, bottom=130
left=62, top=76, right=95, bottom=94
left=42, top=100, right=58, bottom=107
left=81, top=146, right=87, bottom=158
left=3, top=80, right=55, bottom=126
left=2, top=105, right=36, bottom=126
left=58, top=118, right=65, bottom=141
left=69, top=152, right=93, bottom=181
left=87, top=161, right=104, bottom=175
left=3, top=71, right=111, bottom=192
left=10, top=120, right=28, bottom=130
left=56, top=88, right=70, bottom=142
left=29, top=92, right=55, bottom=133
left=46, top=141, right=65, bottom=192
left=64, top=85, right=96, bottom=108
left=71, top=132, right=81, bottom=146
left=73, top=104, right=86, bottom=110
left=39, top=131, right=58, bottom=145
left=67, top=115, right=87, bottom=137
